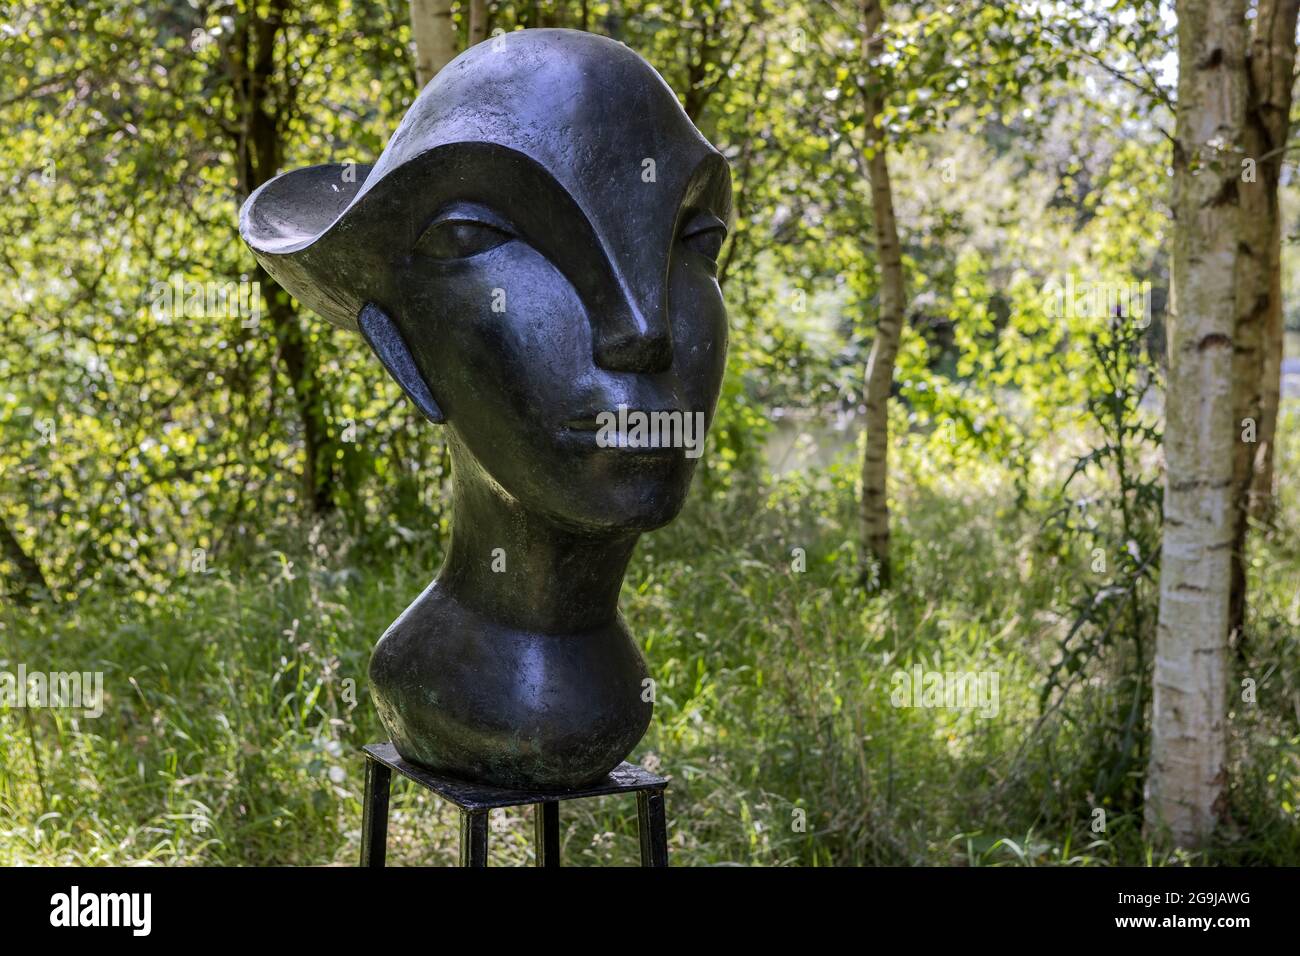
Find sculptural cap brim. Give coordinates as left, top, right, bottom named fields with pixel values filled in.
left=239, top=162, right=376, bottom=331
left=237, top=29, right=730, bottom=333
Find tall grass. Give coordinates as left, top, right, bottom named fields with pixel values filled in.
left=2, top=412, right=1297, bottom=865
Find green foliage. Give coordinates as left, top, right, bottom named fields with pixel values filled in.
left=1037, top=316, right=1163, bottom=810
left=0, top=0, right=439, bottom=601
left=2, top=0, right=1296, bottom=865
left=5, top=426, right=1297, bottom=865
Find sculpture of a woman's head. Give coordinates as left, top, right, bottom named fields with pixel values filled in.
left=240, top=29, right=731, bottom=789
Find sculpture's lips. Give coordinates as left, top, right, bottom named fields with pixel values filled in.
left=561, top=411, right=688, bottom=456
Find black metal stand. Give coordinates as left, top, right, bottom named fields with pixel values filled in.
left=360, top=742, right=670, bottom=867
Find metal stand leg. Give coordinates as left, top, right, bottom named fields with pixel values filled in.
left=459, top=809, right=489, bottom=867
left=534, top=801, right=560, bottom=867
left=637, top=790, right=669, bottom=867
left=360, top=758, right=392, bottom=867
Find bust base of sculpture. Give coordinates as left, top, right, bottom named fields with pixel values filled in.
left=369, top=579, right=652, bottom=791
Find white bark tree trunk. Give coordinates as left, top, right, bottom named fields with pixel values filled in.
left=411, top=0, right=459, bottom=89
left=857, top=0, right=906, bottom=589
left=1145, top=0, right=1249, bottom=848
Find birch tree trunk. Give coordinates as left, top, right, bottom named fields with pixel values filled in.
left=1145, top=0, right=1248, bottom=848
left=1229, top=0, right=1299, bottom=633
left=1247, top=0, right=1300, bottom=523
left=857, top=0, right=906, bottom=590
left=468, top=0, right=489, bottom=48
left=411, top=0, right=459, bottom=89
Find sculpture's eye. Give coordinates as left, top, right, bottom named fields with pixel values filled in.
left=416, top=204, right=515, bottom=261
left=680, top=213, right=727, bottom=267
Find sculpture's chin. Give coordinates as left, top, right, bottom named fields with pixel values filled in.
left=562, top=496, right=688, bottom=536
left=535, top=462, right=698, bottom=536
left=369, top=587, right=652, bottom=791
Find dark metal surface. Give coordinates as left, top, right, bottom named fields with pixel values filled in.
left=459, top=810, right=489, bottom=867
left=360, top=759, right=391, bottom=867
left=534, top=802, right=560, bottom=867
left=362, top=742, right=666, bottom=810
left=637, top=790, right=669, bottom=867
left=242, top=30, right=731, bottom=790
left=361, top=744, right=670, bottom=867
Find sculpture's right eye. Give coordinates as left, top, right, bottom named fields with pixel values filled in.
left=415, top=205, right=514, bottom=261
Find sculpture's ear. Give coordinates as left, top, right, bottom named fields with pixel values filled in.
left=357, top=303, right=444, bottom=424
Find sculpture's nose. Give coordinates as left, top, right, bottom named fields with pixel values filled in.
left=593, top=289, right=673, bottom=374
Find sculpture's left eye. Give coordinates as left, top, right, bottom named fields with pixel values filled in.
left=416, top=204, right=514, bottom=261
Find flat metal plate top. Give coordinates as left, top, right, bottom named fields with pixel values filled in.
left=362, top=742, right=668, bottom=811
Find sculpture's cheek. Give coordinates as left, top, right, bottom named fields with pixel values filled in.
left=667, top=263, right=729, bottom=423
left=402, top=241, right=592, bottom=424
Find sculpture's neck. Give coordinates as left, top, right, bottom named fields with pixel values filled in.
left=436, top=458, right=638, bottom=634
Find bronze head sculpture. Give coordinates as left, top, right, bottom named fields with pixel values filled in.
left=239, top=29, right=731, bottom=790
